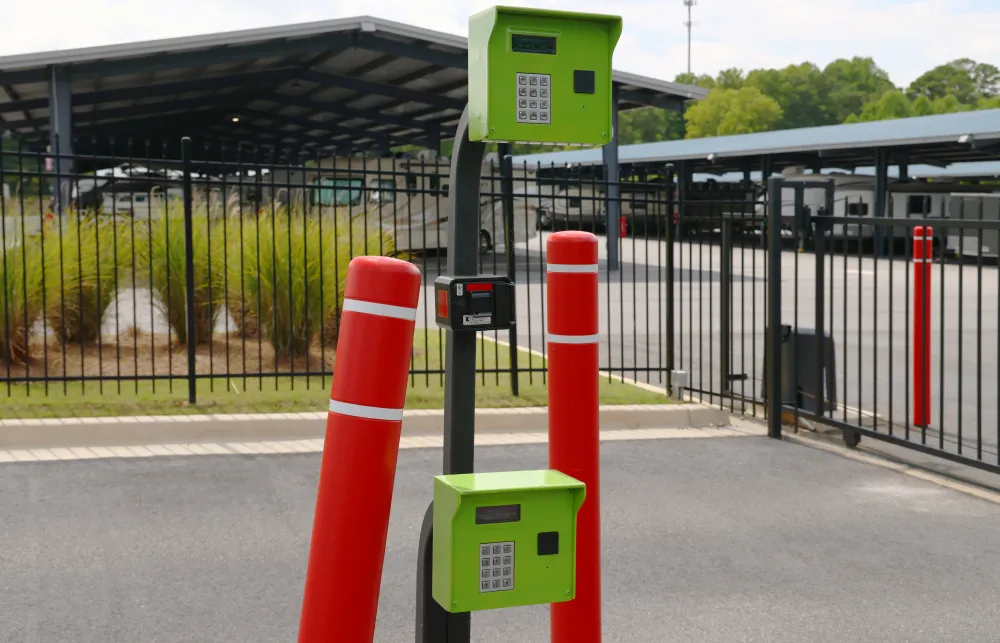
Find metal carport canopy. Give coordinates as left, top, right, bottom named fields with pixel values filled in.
left=512, top=108, right=1000, bottom=175
left=0, top=15, right=707, bottom=153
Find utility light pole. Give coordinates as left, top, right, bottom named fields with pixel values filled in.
left=683, top=0, right=696, bottom=75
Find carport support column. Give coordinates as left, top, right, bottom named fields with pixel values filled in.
left=48, top=65, right=73, bottom=215
left=602, top=83, right=621, bottom=272
left=426, top=122, right=441, bottom=159
left=873, top=148, right=889, bottom=257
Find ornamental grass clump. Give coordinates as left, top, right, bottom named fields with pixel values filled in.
left=140, top=205, right=226, bottom=346
left=0, top=232, right=44, bottom=364
left=43, top=213, right=132, bottom=344
left=238, top=207, right=394, bottom=360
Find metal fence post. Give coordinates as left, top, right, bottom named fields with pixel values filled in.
left=665, top=166, right=675, bottom=395
left=765, top=177, right=784, bottom=439
left=499, top=145, right=519, bottom=396
left=181, top=137, right=197, bottom=405
left=720, top=217, right=733, bottom=398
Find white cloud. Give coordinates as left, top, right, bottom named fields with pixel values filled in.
left=1, top=0, right=999, bottom=88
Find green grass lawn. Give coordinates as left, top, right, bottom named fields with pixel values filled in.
left=0, top=330, right=669, bottom=419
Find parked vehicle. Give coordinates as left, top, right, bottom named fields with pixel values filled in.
left=762, top=168, right=999, bottom=251
left=275, top=156, right=546, bottom=254
left=944, top=193, right=1000, bottom=259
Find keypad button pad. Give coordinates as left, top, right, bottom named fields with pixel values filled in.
left=478, top=541, right=515, bottom=593
left=515, top=73, right=551, bottom=124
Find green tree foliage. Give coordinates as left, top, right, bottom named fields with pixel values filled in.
left=744, top=62, right=831, bottom=129
left=906, top=58, right=999, bottom=104
left=683, top=87, right=784, bottom=138
left=822, top=57, right=897, bottom=123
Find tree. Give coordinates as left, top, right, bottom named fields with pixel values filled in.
left=822, top=57, right=896, bottom=123
left=907, top=59, right=979, bottom=104
left=684, top=87, right=783, bottom=138
left=618, top=107, right=685, bottom=144
left=745, top=62, right=831, bottom=129
left=846, top=89, right=912, bottom=122
left=673, top=72, right=716, bottom=90
left=714, top=68, right=746, bottom=90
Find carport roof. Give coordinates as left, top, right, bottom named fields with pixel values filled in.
left=0, top=16, right=707, bottom=152
left=512, top=108, right=1000, bottom=174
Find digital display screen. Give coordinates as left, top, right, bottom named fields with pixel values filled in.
left=475, top=504, right=522, bottom=525
left=511, top=34, right=557, bottom=55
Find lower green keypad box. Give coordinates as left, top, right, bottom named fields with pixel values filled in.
left=432, top=469, right=586, bottom=613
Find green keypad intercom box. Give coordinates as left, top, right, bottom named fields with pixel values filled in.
left=467, top=6, right=622, bottom=146
left=432, top=469, right=586, bottom=613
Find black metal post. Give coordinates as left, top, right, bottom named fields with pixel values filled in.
left=602, top=83, right=620, bottom=271
left=720, top=218, right=732, bottom=397
left=181, top=137, right=197, bottom=405
left=499, top=144, right=519, bottom=397
left=665, top=165, right=675, bottom=394
left=766, top=177, right=784, bottom=438
left=815, top=183, right=833, bottom=416
left=873, top=148, right=889, bottom=257
left=415, top=106, right=484, bottom=643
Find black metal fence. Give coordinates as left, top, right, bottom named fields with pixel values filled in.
left=675, top=173, right=1000, bottom=475
left=0, top=136, right=676, bottom=406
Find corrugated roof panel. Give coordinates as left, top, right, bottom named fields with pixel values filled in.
left=514, top=109, right=1000, bottom=168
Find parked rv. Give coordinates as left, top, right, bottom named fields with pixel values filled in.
left=944, top=193, right=1000, bottom=259
left=266, top=156, right=547, bottom=254
left=763, top=169, right=1000, bottom=251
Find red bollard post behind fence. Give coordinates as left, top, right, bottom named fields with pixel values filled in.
left=913, top=226, right=933, bottom=428
left=297, top=255, right=421, bottom=643
left=546, top=231, right=602, bottom=643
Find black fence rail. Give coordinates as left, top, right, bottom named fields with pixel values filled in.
left=676, top=174, right=1000, bottom=475
left=0, top=136, right=677, bottom=407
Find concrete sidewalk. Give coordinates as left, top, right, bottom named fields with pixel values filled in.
left=3, top=428, right=1000, bottom=642
left=0, top=403, right=730, bottom=450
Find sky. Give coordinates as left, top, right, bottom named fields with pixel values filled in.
left=1, top=0, right=999, bottom=88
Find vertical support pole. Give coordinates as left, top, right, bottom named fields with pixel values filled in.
left=415, top=106, right=483, bottom=643
left=297, top=256, right=422, bottom=643
left=499, top=144, right=519, bottom=397
left=766, top=177, right=784, bottom=439
left=547, top=231, right=601, bottom=643
left=720, top=218, right=733, bottom=397
left=48, top=65, right=73, bottom=215
left=873, top=148, right=889, bottom=257
left=760, top=155, right=773, bottom=249
left=814, top=183, right=832, bottom=415
left=913, top=226, right=932, bottom=428
left=181, top=137, right=197, bottom=404
left=602, top=82, right=620, bottom=272
left=426, top=122, right=442, bottom=159
left=665, top=165, right=676, bottom=394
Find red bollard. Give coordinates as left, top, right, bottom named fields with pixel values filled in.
left=297, top=255, right=421, bottom=643
left=619, top=214, right=627, bottom=240
left=546, top=231, right=602, bottom=643
left=913, top=226, right=933, bottom=428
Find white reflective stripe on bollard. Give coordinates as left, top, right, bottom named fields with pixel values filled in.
left=547, top=333, right=600, bottom=344
left=341, top=298, right=419, bottom=321
left=329, top=399, right=405, bottom=421
left=546, top=263, right=599, bottom=273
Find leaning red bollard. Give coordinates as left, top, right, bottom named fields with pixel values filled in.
left=546, top=231, right=602, bottom=643
left=913, top=226, right=933, bottom=428
left=297, top=255, right=421, bottom=643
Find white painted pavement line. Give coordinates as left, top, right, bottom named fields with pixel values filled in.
left=0, top=427, right=751, bottom=465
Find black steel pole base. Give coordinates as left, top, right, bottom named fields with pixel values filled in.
left=415, top=502, right=470, bottom=642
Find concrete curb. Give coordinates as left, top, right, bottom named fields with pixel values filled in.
left=0, top=403, right=730, bottom=450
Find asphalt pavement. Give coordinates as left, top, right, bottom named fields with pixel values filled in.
left=3, top=435, right=1000, bottom=642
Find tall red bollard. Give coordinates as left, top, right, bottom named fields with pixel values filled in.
left=547, top=231, right=602, bottom=643
left=297, top=256, right=422, bottom=643
left=913, top=226, right=933, bottom=428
